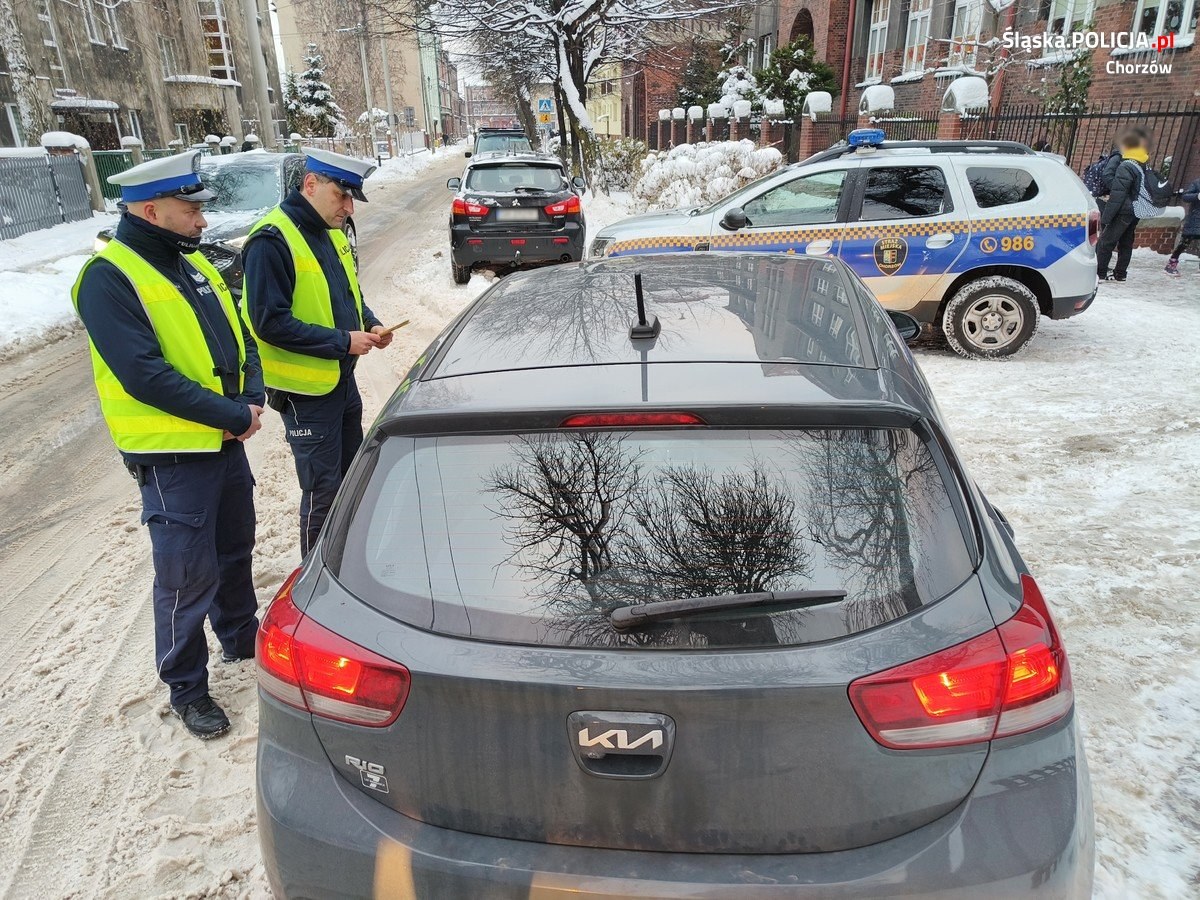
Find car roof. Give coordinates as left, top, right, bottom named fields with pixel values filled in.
left=199, top=151, right=300, bottom=170
left=431, top=254, right=881, bottom=378
left=468, top=151, right=561, bottom=167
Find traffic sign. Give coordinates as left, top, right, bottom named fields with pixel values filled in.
left=537, top=98, right=554, bottom=113
left=538, top=113, right=552, bottom=124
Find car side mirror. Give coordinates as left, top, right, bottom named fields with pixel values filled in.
left=464, top=150, right=472, bottom=158
left=446, top=177, right=461, bottom=190
left=721, top=207, right=747, bottom=230
left=887, top=310, right=922, bottom=342
left=572, top=175, right=587, bottom=190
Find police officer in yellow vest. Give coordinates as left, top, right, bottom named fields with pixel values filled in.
left=73, top=152, right=264, bottom=741
left=242, top=148, right=391, bottom=558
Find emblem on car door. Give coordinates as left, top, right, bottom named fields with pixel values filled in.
left=567, top=711, right=675, bottom=780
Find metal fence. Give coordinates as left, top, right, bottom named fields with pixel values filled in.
left=871, top=114, right=940, bottom=142
left=0, top=153, right=93, bottom=240
left=788, top=115, right=859, bottom=162
left=143, top=148, right=177, bottom=160
left=961, top=101, right=1200, bottom=184
left=92, top=150, right=134, bottom=200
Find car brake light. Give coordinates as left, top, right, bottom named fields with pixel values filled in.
left=256, top=568, right=411, bottom=727
left=452, top=198, right=489, bottom=217
left=849, top=574, right=1072, bottom=750
left=560, top=412, right=707, bottom=427
left=544, top=195, right=581, bottom=216
left=1087, top=210, right=1099, bottom=246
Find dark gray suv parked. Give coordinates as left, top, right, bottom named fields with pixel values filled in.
left=256, top=253, right=1094, bottom=899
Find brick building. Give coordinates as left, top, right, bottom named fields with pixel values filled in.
left=465, top=84, right=519, bottom=130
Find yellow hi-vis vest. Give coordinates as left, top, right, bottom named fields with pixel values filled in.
left=71, top=240, right=246, bottom=454
left=241, top=206, right=363, bottom=396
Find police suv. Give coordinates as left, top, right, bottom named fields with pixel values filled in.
left=590, top=130, right=1100, bottom=358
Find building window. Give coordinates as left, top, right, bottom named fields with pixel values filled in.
left=1132, top=0, right=1197, bottom=40
left=6, top=103, right=26, bottom=145
left=903, top=0, right=932, bottom=72
left=175, top=123, right=190, bottom=145
left=1044, top=0, right=1093, bottom=45
left=102, top=1, right=126, bottom=49
left=601, top=80, right=613, bottom=95
left=128, top=109, right=143, bottom=141
left=81, top=0, right=104, bottom=44
left=746, top=43, right=756, bottom=71
left=948, top=0, right=983, bottom=66
left=159, top=35, right=179, bottom=78
left=760, top=34, right=773, bottom=62
left=199, top=0, right=237, bottom=80
left=865, top=0, right=891, bottom=80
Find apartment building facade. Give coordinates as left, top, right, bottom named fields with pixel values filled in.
left=0, top=0, right=282, bottom=149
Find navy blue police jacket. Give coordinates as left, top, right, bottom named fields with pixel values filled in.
left=75, top=213, right=265, bottom=467
left=241, top=190, right=381, bottom=382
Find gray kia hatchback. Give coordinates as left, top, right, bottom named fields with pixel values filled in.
left=255, top=253, right=1094, bottom=899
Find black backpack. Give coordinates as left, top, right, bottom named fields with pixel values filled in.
left=1139, top=164, right=1175, bottom=206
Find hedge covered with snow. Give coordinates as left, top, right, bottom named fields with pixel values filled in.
left=633, top=140, right=784, bottom=210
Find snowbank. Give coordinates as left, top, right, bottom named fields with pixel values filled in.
left=633, top=140, right=784, bottom=210
left=0, top=255, right=92, bottom=358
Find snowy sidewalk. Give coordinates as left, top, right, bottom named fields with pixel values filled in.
left=0, top=213, right=116, bottom=359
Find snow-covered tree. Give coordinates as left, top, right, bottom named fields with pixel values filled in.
left=0, top=0, right=49, bottom=143
left=291, top=43, right=344, bottom=137
left=676, top=40, right=721, bottom=110
left=753, top=37, right=838, bottom=119
left=369, top=0, right=750, bottom=181
left=283, top=70, right=303, bottom=137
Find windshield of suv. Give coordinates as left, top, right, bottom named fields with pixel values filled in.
left=476, top=134, right=533, bottom=154
left=198, top=161, right=282, bottom=212
left=329, top=427, right=974, bottom=649
left=465, top=164, right=565, bottom=193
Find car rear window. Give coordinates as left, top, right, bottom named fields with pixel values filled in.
left=476, top=135, right=532, bottom=154
left=328, top=428, right=974, bottom=649
left=466, top=164, right=564, bottom=193
left=966, top=167, right=1039, bottom=208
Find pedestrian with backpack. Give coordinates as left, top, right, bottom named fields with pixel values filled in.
left=1097, top=133, right=1154, bottom=282
left=1164, top=177, right=1200, bottom=276
left=1086, top=127, right=1150, bottom=215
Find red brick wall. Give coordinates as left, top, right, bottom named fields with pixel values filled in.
left=1134, top=225, right=1182, bottom=253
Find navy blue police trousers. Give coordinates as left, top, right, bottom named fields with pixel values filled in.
left=279, top=375, right=364, bottom=558
left=137, top=440, right=259, bottom=707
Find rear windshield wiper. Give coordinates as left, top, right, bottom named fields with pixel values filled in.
left=609, top=590, right=847, bottom=632
left=512, top=185, right=549, bottom=193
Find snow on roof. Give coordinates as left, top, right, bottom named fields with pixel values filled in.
left=40, top=131, right=90, bottom=150
left=859, top=84, right=895, bottom=114
left=49, top=98, right=118, bottom=111
left=164, top=74, right=242, bottom=88
left=942, top=76, right=990, bottom=113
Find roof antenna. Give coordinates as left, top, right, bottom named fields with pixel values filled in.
left=630, top=272, right=660, bottom=340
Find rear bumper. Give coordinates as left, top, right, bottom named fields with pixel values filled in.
left=450, top=222, right=584, bottom=268
left=1048, top=288, right=1097, bottom=320
left=258, top=694, right=1093, bottom=900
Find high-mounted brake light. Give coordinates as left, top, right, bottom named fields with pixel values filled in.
left=544, top=195, right=582, bottom=216
left=452, top=198, right=490, bottom=217
left=849, top=574, right=1072, bottom=750
left=560, top=412, right=707, bottom=428
left=256, top=569, right=411, bottom=727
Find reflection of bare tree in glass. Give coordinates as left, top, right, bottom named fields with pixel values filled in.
left=619, top=465, right=812, bottom=646
left=487, top=435, right=813, bottom=647
left=486, top=432, right=644, bottom=634
left=794, top=429, right=943, bottom=632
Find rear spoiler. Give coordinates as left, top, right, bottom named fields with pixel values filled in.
left=376, top=402, right=923, bottom=438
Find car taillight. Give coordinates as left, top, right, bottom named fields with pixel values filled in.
left=849, top=574, right=1072, bottom=750
left=256, top=568, right=411, bottom=727
left=452, top=198, right=489, bottom=217
left=560, top=412, right=707, bottom=427
left=1088, top=209, right=1100, bottom=246
left=544, top=195, right=581, bottom=216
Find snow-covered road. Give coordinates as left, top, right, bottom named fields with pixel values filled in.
left=0, top=166, right=1196, bottom=898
